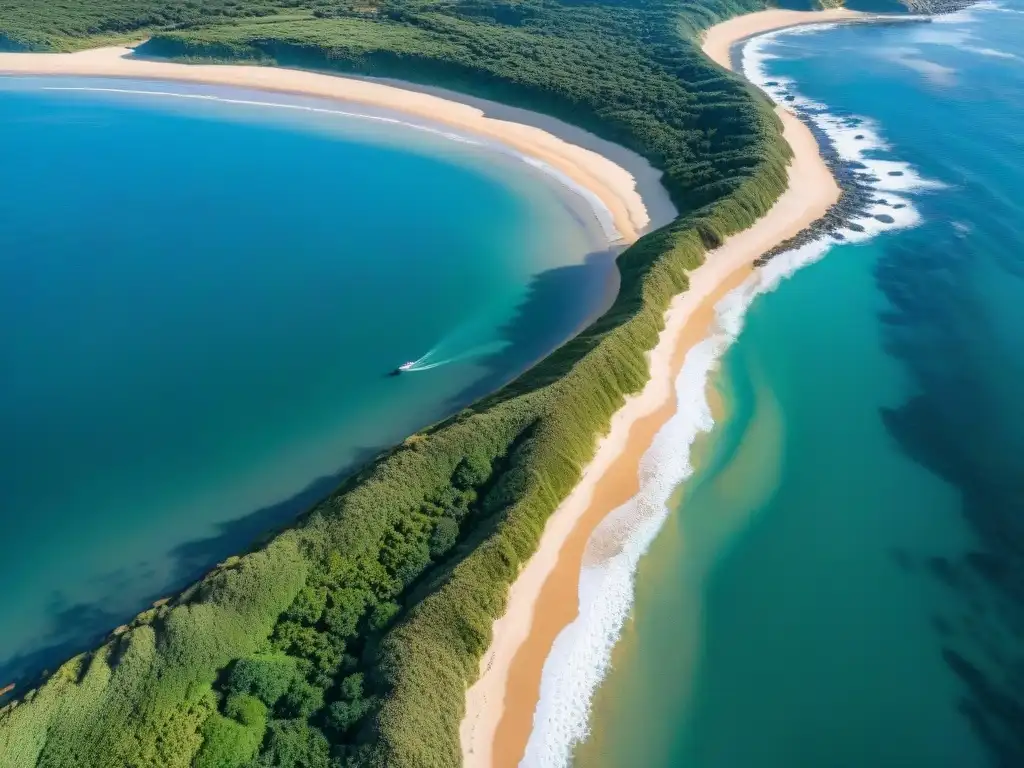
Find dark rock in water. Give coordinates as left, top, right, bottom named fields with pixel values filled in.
left=765, top=80, right=779, bottom=87
left=893, top=203, right=907, bottom=210
left=943, top=645, right=1024, bottom=766
left=919, top=0, right=978, bottom=14
left=876, top=198, right=889, bottom=205
left=755, top=97, right=918, bottom=269
left=932, top=615, right=954, bottom=637
left=943, top=648, right=983, bottom=687
left=928, top=556, right=962, bottom=588
left=855, top=134, right=866, bottom=140
left=966, top=551, right=1008, bottom=587
left=888, top=170, right=905, bottom=177
left=875, top=214, right=896, bottom=224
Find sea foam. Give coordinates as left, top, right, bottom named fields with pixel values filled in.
left=932, top=0, right=1020, bottom=25
left=519, top=22, right=938, bottom=768
left=41, top=85, right=485, bottom=143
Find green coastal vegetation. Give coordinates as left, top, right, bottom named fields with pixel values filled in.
left=0, top=0, right=932, bottom=766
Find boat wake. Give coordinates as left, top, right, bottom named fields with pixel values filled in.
left=400, top=339, right=508, bottom=373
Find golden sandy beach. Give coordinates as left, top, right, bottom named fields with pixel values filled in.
left=0, top=46, right=648, bottom=243
left=702, top=7, right=864, bottom=68
left=459, top=9, right=846, bottom=768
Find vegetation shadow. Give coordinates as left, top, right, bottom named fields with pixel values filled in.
left=445, top=248, right=620, bottom=412
left=0, top=445, right=384, bottom=694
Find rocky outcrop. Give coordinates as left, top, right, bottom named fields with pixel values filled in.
left=902, top=0, right=977, bottom=13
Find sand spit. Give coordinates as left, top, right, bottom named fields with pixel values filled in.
left=460, top=9, right=846, bottom=768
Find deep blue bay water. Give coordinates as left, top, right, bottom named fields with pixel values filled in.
left=0, top=77, right=626, bottom=685
left=541, top=4, right=1024, bottom=767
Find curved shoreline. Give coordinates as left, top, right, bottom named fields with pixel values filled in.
left=460, top=10, right=847, bottom=768
left=702, top=7, right=867, bottom=67
left=0, top=46, right=658, bottom=244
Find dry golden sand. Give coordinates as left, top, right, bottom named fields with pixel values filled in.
left=460, top=9, right=845, bottom=768
left=701, top=7, right=865, bottom=68
left=0, top=46, right=648, bottom=243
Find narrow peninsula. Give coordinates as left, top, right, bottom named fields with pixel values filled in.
left=460, top=9, right=846, bottom=767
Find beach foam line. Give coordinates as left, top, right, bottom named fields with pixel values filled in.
left=518, top=156, right=623, bottom=243
left=744, top=25, right=943, bottom=232
left=519, top=20, right=943, bottom=767
left=521, top=236, right=831, bottom=768
left=37, top=83, right=623, bottom=242
left=933, top=0, right=1019, bottom=24
left=40, top=84, right=484, bottom=143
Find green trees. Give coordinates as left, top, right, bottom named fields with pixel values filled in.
left=327, top=673, right=375, bottom=739
left=323, top=588, right=371, bottom=638
left=0, top=537, right=307, bottom=768
left=227, top=654, right=298, bottom=707
left=257, top=719, right=332, bottom=768
left=279, top=677, right=325, bottom=719
left=429, top=517, right=459, bottom=558
left=196, top=696, right=268, bottom=768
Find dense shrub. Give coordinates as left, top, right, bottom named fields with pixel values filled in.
left=257, top=719, right=332, bottom=768
left=429, top=518, right=460, bottom=558
left=228, top=654, right=298, bottom=707
left=195, top=694, right=268, bottom=768
left=278, top=677, right=325, bottom=719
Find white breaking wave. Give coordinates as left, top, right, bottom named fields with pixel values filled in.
left=932, top=0, right=1021, bottom=24
left=518, top=155, right=623, bottom=243
left=41, top=84, right=624, bottom=243
left=909, top=3, right=1021, bottom=62
left=520, top=22, right=940, bottom=768
left=964, top=46, right=1021, bottom=60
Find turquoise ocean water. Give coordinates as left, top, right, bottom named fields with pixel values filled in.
left=0, top=78, right=617, bottom=685
left=525, top=4, right=1024, bottom=767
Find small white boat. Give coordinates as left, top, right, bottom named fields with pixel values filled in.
left=390, top=361, right=416, bottom=376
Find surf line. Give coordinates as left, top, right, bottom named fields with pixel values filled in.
left=520, top=20, right=946, bottom=768
left=41, top=85, right=485, bottom=145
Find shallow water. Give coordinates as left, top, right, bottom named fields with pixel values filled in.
left=0, top=77, right=619, bottom=685
left=550, top=4, right=1024, bottom=767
